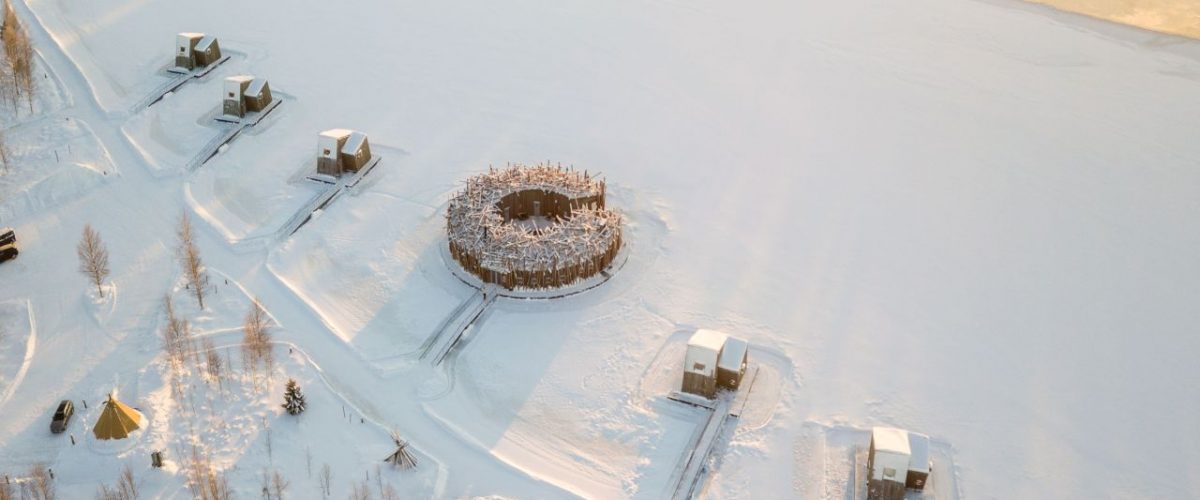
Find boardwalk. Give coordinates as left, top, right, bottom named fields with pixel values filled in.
left=669, top=396, right=732, bottom=500
left=421, top=286, right=498, bottom=366
left=276, top=156, right=382, bottom=237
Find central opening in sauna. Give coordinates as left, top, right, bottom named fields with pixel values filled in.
left=495, top=189, right=574, bottom=232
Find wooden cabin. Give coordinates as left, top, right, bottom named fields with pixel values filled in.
left=716, top=336, right=748, bottom=391
left=193, top=35, right=222, bottom=67
left=175, top=33, right=204, bottom=70
left=243, top=78, right=272, bottom=112
left=340, top=131, right=372, bottom=172
left=867, top=427, right=912, bottom=500
left=906, top=431, right=931, bottom=491
left=317, top=129, right=353, bottom=176
left=316, top=129, right=371, bottom=176
left=175, top=33, right=221, bottom=70
left=222, top=75, right=253, bottom=118
left=681, top=329, right=751, bottom=399
left=682, top=330, right=728, bottom=399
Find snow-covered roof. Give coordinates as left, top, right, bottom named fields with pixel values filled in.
left=245, top=78, right=268, bottom=96
left=176, top=32, right=202, bottom=45
left=195, top=35, right=218, bottom=51
left=320, top=129, right=354, bottom=140
left=717, top=336, right=747, bottom=371
left=907, top=431, right=931, bottom=473
left=872, top=427, right=912, bottom=456
left=224, top=75, right=253, bottom=93
left=342, top=131, right=369, bottom=154
left=688, top=329, right=728, bottom=353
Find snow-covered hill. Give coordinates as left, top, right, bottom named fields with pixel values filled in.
left=1, top=0, right=1198, bottom=497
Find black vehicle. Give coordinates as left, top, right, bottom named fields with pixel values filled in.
left=50, top=400, right=73, bottom=433
left=0, top=228, right=14, bottom=246
left=0, top=243, right=16, bottom=264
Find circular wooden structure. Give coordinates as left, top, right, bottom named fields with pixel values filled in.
left=447, top=164, right=623, bottom=290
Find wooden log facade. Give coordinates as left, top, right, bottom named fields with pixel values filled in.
left=446, top=164, right=622, bottom=290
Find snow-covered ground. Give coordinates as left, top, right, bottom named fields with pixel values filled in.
left=1, top=0, right=1199, bottom=497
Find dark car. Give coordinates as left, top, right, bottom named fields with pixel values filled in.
left=0, top=243, right=16, bottom=264
left=0, top=228, right=14, bottom=246
left=50, top=400, right=73, bottom=433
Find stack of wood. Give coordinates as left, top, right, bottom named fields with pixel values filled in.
left=384, top=432, right=417, bottom=470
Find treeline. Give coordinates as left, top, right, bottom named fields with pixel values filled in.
left=1, top=0, right=35, bottom=115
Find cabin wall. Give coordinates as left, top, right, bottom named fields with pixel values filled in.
left=906, top=470, right=928, bottom=490
left=244, top=83, right=272, bottom=111
left=194, top=39, right=222, bottom=66
left=175, top=35, right=200, bottom=69
left=223, top=98, right=244, bottom=117
left=867, top=443, right=911, bottom=500
left=340, top=139, right=371, bottom=171
left=867, top=479, right=907, bottom=500
left=681, top=371, right=716, bottom=399
left=448, top=210, right=621, bottom=291
left=717, top=362, right=744, bottom=390
left=317, top=135, right=349, bottom=176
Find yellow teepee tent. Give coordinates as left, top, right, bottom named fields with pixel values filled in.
left=93, top=393, right=142, bottom=440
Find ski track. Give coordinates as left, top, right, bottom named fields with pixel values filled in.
left=0, top=300, right=38, bottom=408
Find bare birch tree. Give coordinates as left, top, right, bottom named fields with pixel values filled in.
left=95, top=464, right=138, bottom=500
left=176, top=212, right=207, bottom=309
left=77, top=224, right=111, bottom=297
left=0, top=128, right=10, bottom=173
left=117, top=464, right=138, bottom=500
left=202, top=337, right=224, bottom=390
left=260, top=470, right=287, bottom=500
left=162, top=295, right=190, bottom=365
left=162, top=295, right=192, bottom=403
left=349, top=479, right=373, bottom=500
left=0, top=475, right=12, bottom=500
left=242, top=298, right=273, bottom=380
left=187, top=447, right=232, bottom=500
left=0, top=64, right=15, bottom=113
left=24, top=463, right=54, bottom=500
left=319, top=464, right=332, bottom=497
left=1, top=0, right=34, bottom=114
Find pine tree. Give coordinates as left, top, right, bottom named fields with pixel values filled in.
left=281, top=378, right=306, bottom=415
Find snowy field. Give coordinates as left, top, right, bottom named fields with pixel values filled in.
left=1, top=0, right=1199, bottom=498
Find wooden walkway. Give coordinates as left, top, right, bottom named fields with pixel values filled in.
left=184, top=99, right=282, bottom=172
left=667, top=366, right=760, bottom=499
left=276, top=155, right=382, bottom=238
left=133, top=55, right=231, bottom=111
left=420, top=286, right=498, bottom=366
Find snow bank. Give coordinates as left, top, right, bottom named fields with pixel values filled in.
left=0, top=118, right=114, bottom=220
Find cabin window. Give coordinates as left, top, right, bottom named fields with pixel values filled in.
left=692, top=362, right=705, bottom=371
left=180, top=47, right=186, bottom=53
left=323, top=149, right=331, bottom=155
left=883, top=467, right=896, bottom=478
left=228, top=92, right=236, bottom=98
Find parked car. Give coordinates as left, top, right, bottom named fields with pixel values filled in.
left=0, top=243, right=16, bottom=264
left=0, top=242, right=16, bottom=264
left=50, top=400, right=74, bottom=433
left=0, top=228, right=14, bottom=246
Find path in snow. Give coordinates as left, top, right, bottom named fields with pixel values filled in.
left=0, top=301, right=37, bottom=407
